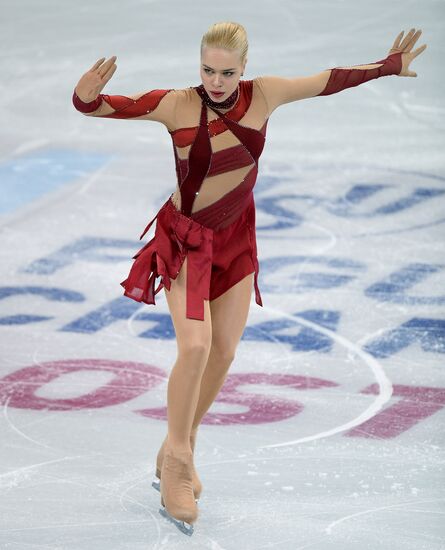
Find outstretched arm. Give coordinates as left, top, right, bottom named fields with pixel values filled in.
left=72, top=56, right=179, bottom=130
left=256, top=28, right=427, bottom=115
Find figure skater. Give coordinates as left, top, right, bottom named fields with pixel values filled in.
left=72, top=21, right=426, bottom=536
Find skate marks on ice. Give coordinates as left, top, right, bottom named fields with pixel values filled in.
left=256, top=306, right=392, bottom=449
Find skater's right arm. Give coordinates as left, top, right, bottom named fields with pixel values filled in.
left=72, top=56, right=178, bottom=130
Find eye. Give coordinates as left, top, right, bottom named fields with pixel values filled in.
left=203, top=68, right=235, bottom=76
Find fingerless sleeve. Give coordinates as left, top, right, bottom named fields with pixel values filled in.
left=72, top=87, right=179, bottom=130
left=254, top=52, right=402, bottom=115
left=316, top=52, right=402, bottom=96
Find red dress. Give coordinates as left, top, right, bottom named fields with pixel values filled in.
left=72, top=52, right=402, bottom=320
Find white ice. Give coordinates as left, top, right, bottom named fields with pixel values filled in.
left=0, top=0, right=444, bottom=548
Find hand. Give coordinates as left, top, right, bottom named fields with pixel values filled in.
left=74, top=56, right=118, bottom=101
left=387, top=28, right=427, bottom=77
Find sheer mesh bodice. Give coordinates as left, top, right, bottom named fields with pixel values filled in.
left=72, top=52, right=402, bottom=231
left=167, top=80, right=268, bottom=229
left=75, top=79, right=271, bottom=230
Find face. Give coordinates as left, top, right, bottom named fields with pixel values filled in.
left=200, top=46, right=246, bottom=102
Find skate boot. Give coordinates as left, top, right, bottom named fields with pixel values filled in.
left=158, top=447, right=198, bottom=536
left=152, top=433, right=202, bottom=500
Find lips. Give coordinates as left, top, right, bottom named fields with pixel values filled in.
left=210, top=91, right=224, bottom=96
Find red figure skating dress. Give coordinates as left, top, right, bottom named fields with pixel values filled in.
left=72, top=52, right=402, bottom=320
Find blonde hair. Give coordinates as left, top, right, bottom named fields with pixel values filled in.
left=200, top=21, right=248, bottom=65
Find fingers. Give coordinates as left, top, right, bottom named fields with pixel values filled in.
left=399, top=28, right=415, bottom=50
left=400, top=28, right=422, bottom=51
left=405, top=29, right=422, bottom=53
left=392, top=31, right=404, bottom=50
left=98, top=55, right=117, bottom=78
left=102, top=63, right=117, bottom=82
left=89, top=57, right=106, bottom=71
left=413, top=43, right=427, bottom=58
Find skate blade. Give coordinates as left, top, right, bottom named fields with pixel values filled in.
left=159, top=505, right=194, bottom=536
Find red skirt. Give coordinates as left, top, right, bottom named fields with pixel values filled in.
left=120, top=192, right=263, bottom=321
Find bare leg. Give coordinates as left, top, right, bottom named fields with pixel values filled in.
left=163, top=255, right=212, bottom=451
left=191, top=272, right=254, bottom=434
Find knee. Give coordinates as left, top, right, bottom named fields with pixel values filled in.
left=177, top=341, right=211, bottom=374
left=210, top=341, right=236, bottom=367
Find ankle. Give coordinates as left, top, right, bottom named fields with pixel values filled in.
left=166, top=439, right=192, bottom=453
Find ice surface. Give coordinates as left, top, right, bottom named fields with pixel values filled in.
left=1, top=0, right=444, bottom=548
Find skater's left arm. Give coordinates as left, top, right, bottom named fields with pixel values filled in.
left=255, top=28, right=427, bottom=116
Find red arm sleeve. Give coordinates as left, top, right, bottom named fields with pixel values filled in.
left=255, top=52, right=403, bottom=115
left=72, top=87, right=179, bottom=129
left=317, top=52, right=402, bottom=95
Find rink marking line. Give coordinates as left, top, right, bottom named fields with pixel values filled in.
left=325, top=497, right=445, bottom=535
left=256, top=307, right=392, bottom=449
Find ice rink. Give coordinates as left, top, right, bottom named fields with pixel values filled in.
left=1, top=0, right=444, bottom=548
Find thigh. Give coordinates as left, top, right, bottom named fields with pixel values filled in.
left=163, top=255, right=212, bottom=350
left=209, top=271, right=254, bottom=357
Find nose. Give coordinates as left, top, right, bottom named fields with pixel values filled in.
left=212, top=74, right=222, bottom=87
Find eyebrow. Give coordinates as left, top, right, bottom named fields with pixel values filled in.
left=202, top=64, right=236, bottom=71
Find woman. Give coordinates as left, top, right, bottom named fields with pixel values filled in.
left=72, top=21, right=426, bottom=536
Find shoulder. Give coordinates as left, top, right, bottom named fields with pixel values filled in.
left=165, top=87, right=201, bottom=113
left=251, top=76, right=277, bottom=101
left=252, top=76, right=265, bottom=93
left=252, top=75, right=284, bottom=92
left=175, top=86, right=199, bottom=102
left=251, top=76, right=275, bottom=108
left=144, top=87, right=192, bottom=104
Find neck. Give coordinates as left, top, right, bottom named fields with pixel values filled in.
left=196, top=83, right=240, bottom=110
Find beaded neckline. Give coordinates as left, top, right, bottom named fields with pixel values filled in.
left=195, top=83, right=240, bottom=110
